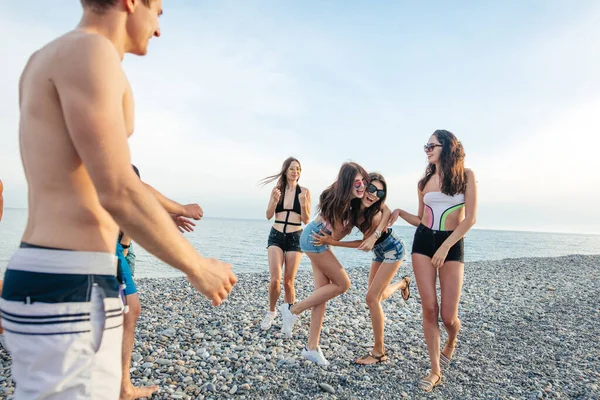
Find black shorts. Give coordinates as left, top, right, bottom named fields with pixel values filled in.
left=411, top=224, right=464, bottom=263
left=267, top=227, right=302, bottom=253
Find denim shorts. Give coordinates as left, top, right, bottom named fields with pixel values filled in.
left=267, top=227, right=302, bottom=253
left=300, top=220, right=331, bottom=254
left=372, top=230, right=407, bottom=263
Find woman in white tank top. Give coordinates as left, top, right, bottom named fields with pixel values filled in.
left=388, top=130, right=478, bottom=392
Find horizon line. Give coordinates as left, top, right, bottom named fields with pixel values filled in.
left=3, top=207, right=599, bottom=237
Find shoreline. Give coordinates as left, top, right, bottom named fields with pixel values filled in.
left=2, top=208, right=600, bottom=236
left=1, top=254, right=599, bottom=399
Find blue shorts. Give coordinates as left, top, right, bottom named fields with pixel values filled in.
left=116, top=242, right=137, bottom=296
left=372, top=230, right=406, bottom=263
left=300, top=220, right=331, bottom=254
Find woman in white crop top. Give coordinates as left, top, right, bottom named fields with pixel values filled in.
left=388, top=130, right=478, bottom=392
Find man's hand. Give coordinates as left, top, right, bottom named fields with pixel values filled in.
left=182, top=203, right=203, bottom=220
left=186, top=259, right=238, bottom=306
left=172, top=215, right=196, bottom=233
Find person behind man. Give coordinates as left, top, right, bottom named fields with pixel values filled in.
left=0, top=1, right=237, bottom=399
left=119, top=165, right=201, bottom=275
left=116, top=164, right=203, bottom=399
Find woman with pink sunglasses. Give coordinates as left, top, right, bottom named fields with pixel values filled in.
left=279, top=162, right=378, bottom=366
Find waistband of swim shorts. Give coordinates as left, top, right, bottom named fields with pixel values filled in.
left=6, top=248, right=118, bottom=276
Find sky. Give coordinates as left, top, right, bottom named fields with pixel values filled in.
left=0, top=0, right=599, bottom=234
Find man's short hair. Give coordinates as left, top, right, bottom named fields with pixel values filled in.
left=81, top=0, right=151, bottom=13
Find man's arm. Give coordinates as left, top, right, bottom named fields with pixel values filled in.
left=143, top=183, right=203, bottom=220
left=57, top=36, right=235, bottom=304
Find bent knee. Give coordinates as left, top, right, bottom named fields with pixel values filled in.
left=269, top=279, right=282, bottom=288
left=339, top=279, right=351, bottom=294
left=441, top=313, right=459, bottom=327
left=365, top=291, right=381, bottom=307
left=283, top=279, right=294, bottom=290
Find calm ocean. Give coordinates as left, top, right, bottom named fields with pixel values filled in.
left=1, top=208, right=599, bottom=278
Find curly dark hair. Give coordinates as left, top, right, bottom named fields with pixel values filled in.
left=318, top=162, right=369, bottom=227
left=418, top=130, right=467, bottom=195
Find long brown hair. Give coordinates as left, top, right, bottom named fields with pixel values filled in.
left=351, top=172, right=387, bottom=234
left=318, top=162, right=369, bottom=227
left=259, top=157, right=301, bottom=205
left=418, top=130, right=467, bottom=195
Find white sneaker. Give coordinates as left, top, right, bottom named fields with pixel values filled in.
left=260, top=311, right=277, bottom=331
left=279, top=303, right=298, bottom=338
left=301, top=346, right=330, bottom=366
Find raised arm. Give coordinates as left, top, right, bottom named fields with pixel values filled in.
left=143, top=183, right=203, bottom=220
left=431, top=169, right=478, bottom=268
left=266, top=187, right=281, bottom=220
left=299, top=187, right=311, bottom=224
left=58, top=36, right=235, bottom=305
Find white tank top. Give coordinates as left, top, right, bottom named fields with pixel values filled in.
left=423, top=191, right=465, bottom=231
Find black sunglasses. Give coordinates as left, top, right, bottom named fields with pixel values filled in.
left=366, top=184, right=385, bottom=198
left=424, top=143, right=443, bottom=152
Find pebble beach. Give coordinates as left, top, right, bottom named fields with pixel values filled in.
left=1, top=254, right=599, bottom=399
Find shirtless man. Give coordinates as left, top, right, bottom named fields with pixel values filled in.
left=0, top=1, right=237, bottom=399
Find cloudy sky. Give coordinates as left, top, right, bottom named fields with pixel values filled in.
left=1, top=0, right=599, bottom=234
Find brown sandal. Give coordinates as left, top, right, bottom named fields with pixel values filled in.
left=401, top=276, right=411, bottom=301
left=354, top=351, right=388, bottom=365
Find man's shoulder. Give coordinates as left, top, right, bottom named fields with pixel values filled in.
left=50, top=32, right=124, bottom=89
left=69, top=32, right=121, bottom=67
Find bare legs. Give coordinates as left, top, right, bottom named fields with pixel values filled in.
left=356, top=261, right=405, bottom=364
left=268, top=246, right=302, bottom=311
left=267, top=247, right=284, bottom=312
left=412, top=253, right=464, bottom=386
left=120, top=294, right=158, bottom=400
left=283, top=251, right=302, bottom=304
left=290, top=250, right=350, bottom=350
